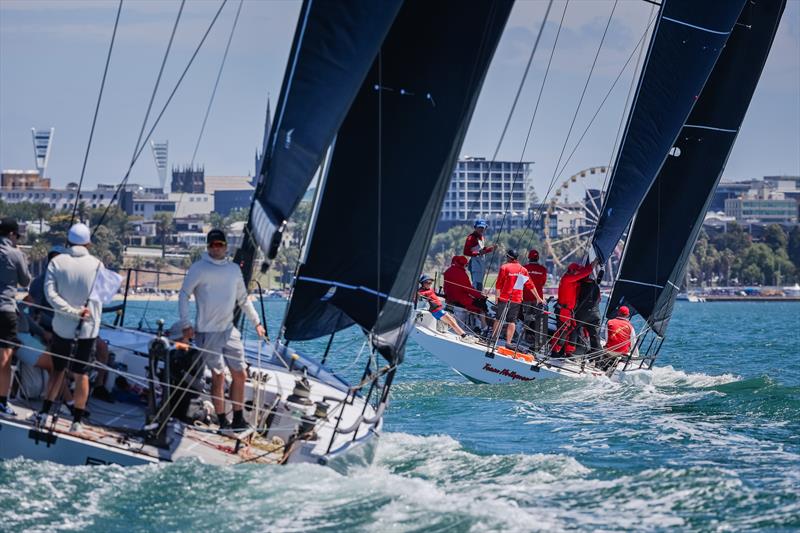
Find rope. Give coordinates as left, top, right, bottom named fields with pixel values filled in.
left=68, top=0, right=123, bottom=227
left=512, top=9, right=659, bottom=263
left=94, top=0, right=229, bottom=233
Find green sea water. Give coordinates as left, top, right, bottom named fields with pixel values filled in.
left=1, top=300, right=798, bottom=531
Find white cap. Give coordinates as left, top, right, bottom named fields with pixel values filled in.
left=67, top=223, right=91, bottom=245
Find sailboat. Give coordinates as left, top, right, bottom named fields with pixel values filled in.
left=0, top=0, right=513, bottom=467
left=413, top=0, right=786, bottom=384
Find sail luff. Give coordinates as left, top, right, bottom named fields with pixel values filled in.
left=591, top=0, right=748, bottom=263
left=236, top=0, right=403, bottom=286
left=608, top=0, right=787, bottom=336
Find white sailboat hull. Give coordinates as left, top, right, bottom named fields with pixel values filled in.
left=412, top=311, right=652, bottom=384
left=1, top=325, right=383, bottom=470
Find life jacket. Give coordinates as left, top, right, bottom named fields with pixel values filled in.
left=443, top=257, right=481, bottom=309
left=523, top=262, right=547, bottom=302
left=557, top=263, right=594, bottom=309
left=418, top=287, right=443, bottom=313
left=496, top=261, right=533, bottom=303
left=463, top=232, right=493, bottom=257
left=607, top=317, right=633, bottom=354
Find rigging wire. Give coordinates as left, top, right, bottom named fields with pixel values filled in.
left=515, top=8, right=659, bottom=264
left=478, top=0, right=561, bottom=288
left=94, top=0, right=229, bottom=233
left=68, top=0, right=123, bottom=227
left=542, top=0, right=618, bottom=224
left=146, top=0, right=244, bottom=324
left=464, top=0, right=564, bottom=223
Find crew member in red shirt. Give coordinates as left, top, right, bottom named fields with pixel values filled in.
left=522, top=249, right=548, bottom=350
left=443, top=256, right=488, bottom=329
left=490, top=249, right=534, bottom=345
left=606, top=306, right=635, bottom=355
left=463, top=219, right=494, bottom=291
left=551, top=259, right=598, bottom=356
left=418, top=274, right=472, bottom=341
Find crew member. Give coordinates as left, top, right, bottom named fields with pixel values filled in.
left=490, top=249, right=535, bottom=346
left=443, top=255, right=487, bottom=329
left=37, top=223, right=102, bottom=432
left=522, top=249, right=547, bottom=350
left=180, top=229, right=266, bottom=432
left=0, top=217, right=31, bottom=417
left=418, top=274, right=472, bottom=341
left=24, top=245, right=114, bottom=404
left=463, top=219, right=494, bottom=291
left=574, top=270, right=603, bottom=354
left=551, top=259, right=598, bottom=356
left=606, top=306, right=636, bottom=356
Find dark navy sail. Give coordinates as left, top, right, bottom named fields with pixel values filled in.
left=283, top=0, right=514, bottom=363
left=238, top=0, right=402, bottom=284
left=591, top=0, right=747, bottom=263
left=609, top=0, right=786, bottom=336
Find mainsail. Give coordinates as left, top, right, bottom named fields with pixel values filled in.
left=237, top=0, right=402, bottom=283
left=591, top=0, right=747, bottom=263
left=609, top=0, right=787, bottom=335
left=282, top=0, right=514, bottom=363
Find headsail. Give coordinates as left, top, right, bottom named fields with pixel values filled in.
left=609, top=0, right=787, bottom=335
left=237, top=0, right=403, bottom=283
left=591, top=0, right=747, bottom=263
left=282, top=0, right=514, bottom=363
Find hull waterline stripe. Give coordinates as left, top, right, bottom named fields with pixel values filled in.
left=298, top=276, right=413, bottom=306
left=661, top=16, right=731, bottom=36
left=684, top=123, right=738, bottom=133
left=617, top=278, right=664, bottom=289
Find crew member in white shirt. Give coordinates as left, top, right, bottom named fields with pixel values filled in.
left=179, top=229, right=265, bottom=432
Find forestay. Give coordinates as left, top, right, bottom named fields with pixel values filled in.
left=282, top=0, right=514, bottom=363
left=591, top=0, right=747, bottom=263
left=239, top=0, right=403, bottom=283
left=609, top=0, right=787, bottom=336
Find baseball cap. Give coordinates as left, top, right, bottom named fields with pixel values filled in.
left=68, top=223, right=91, bottom=245
left=506, top=248, right=519, bottom=260
left=207, top=229, right=227, bottom=245
left=0, top=217, right=19, bottom=236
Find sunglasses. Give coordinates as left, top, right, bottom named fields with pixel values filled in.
left=208, top=241, right=226, bottom=248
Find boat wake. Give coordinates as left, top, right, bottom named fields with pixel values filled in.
left=2, top=428, right=797, bottom=532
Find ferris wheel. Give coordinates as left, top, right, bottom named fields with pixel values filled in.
left=543, top=166, right=622, bottom=282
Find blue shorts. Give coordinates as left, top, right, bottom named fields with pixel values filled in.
left=431, top=309, right=446, bottom=320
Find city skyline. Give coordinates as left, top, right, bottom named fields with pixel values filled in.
left=1, top=0, right=798, bottom=196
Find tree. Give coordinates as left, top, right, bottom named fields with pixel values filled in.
left=787, top=226, right=800, bottom=270
left=763, top=224, right=787, bottom=252
left=153, top=213, right=174, bottom=258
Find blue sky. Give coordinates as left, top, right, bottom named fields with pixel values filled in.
left=1, top=0, right=798, bottom=200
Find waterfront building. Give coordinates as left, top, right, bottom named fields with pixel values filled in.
left=168, top=192, right=214, bottom=218
left=438, top=156, right=534, bottom=230
left=724, top=196, right=797, bottom=223
left=171, top=165, right=205, bottom=193
left=1, top=169, right=50, bottom=190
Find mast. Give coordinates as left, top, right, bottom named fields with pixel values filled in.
left=608, top=0, right=787, bottom=336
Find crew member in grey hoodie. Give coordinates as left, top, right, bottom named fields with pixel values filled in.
left=179, top=228, right=265, bottom=431
left=0, top=217, right=31, bottom=417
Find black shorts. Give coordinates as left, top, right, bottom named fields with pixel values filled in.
left=495, top=301, right=521, bottom=324
left=0, top=311, right=18, bottom=347
left=51, top=335, right=96, bottom=375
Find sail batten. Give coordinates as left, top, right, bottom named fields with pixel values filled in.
left=282, top=0, right=514, bottom=363
left=591, top=0, right=747, bottom=263
left=609, top=0, right=787, bottom=336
